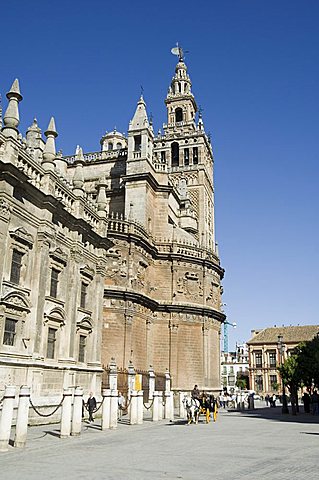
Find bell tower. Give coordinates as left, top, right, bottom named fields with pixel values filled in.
left=164, top=56, right=197, bottom=135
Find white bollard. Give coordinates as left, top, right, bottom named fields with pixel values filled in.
left=101, top=389, right=111, bottom=430
left=71, top=387, right=83, bottom=436
left=152, top=391, right=159, bottom=421
left=60, top=388, right=73, bottom=438
left=129, top=390, right=138, bottom=425
left=158, top=391, right=163, bottom=420
left=0, top=385, right=16, bottom=452
left=14, top=386, right=30, bottom=448
left=164, top=391, right=171, bottom=420
left=109, top=390, right=118, bottom=429
left=148, top=367, right=155, bottom=401
left=137, top=390, right=144, bottom=425
left=169, top=392, right=175, bottom=421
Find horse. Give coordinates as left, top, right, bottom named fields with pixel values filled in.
left=183, top=395, right=201, bottom=424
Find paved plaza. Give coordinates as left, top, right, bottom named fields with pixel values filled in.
left=1, top=404, right=319, bottom=480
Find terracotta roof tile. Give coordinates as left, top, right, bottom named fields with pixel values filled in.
left=247, top=325, right=319, bottom=345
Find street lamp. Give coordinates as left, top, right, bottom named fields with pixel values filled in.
left=277, top=335, right=289, bottom=414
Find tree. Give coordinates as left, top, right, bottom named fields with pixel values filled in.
left=236, top=371, right=249, bottom=390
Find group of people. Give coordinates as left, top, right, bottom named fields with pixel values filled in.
left=265, top=393, right=278, bottom=408
left=302, top=390, right=319, bottom=414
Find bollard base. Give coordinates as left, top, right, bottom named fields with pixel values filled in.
left=14, top=441, right=26, bottom=448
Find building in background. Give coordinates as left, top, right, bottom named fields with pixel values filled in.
left=0, top=52, right=225, bottom=399
left=247, top=325, right=319, bottom=396
left=221, top=342, right=249, bottom=392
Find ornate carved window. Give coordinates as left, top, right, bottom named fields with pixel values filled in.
left=47, top=327, right=57, bottom=359
left=76, top=317, right=93, bottom=364
left=193, top=146, right=198, bottom=164
left=48, top=248, right=67, bottom=301
left=3, top=318, right=17, bottom=346
left=78, top=335, right=86, bottom=362
left=8, top=227, right=34, bottom=287
left=268, top=350, right=277, bottom=368
left=175, top=108, right=183, bottom=123
left=10, top=249, right=23, bottom=284
left=255, top=351, right=262, bottom=368
left=171, top=142, right=179, bottom=166
left=80, top=282, right=88, bottom=309
left=0, top=292, right=31, bottom=352
left=43, top=306, right=66, bottom=360
left=50, top=268, right=59, bottom=298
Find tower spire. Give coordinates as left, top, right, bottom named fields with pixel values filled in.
left=42, top=117, right=58, bottom=171
left=2, top=79, right=23, bottom=139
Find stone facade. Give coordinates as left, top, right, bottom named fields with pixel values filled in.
left=247, top=325, right=319, bottom=396
left=0, top=54, right=225, bottom=398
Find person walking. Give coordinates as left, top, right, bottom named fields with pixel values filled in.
left=87, top=392, right=97, bottom=423
left=302, top=390, right=311, bottom=413
left=311, top=390, right=319, bottom=415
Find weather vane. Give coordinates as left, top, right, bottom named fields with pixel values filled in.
left=171, top=42, right=189, bottom=62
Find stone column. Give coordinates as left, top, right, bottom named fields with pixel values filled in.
left=60, top=388, right=73, bottom=438
left=14, top=386, right=30, bottom=448
left=169, top=318, right=179, bottom=384
left=101, top=389, right=111, bottom=430
left=148, top=366, right=155, bottom=401
left=71, top=387, right=83, bottom=436
left=129, top=390, right=138, bottom=425
left=152, top=391, right=159, bottom=421
left=137, top=391, right=144, bottom=425
left=109, top=390, right=118, bottom=429
left=0, top=386, right=16, bottom=452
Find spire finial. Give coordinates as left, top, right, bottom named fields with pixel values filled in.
left=2, top=79, right=23, bottom=139
left=171, top=42, right=188, bottom=62
left=42, top=116, right=58, bottom=171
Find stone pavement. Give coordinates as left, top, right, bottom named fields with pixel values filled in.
left=1, top=404, right=319, bottom=480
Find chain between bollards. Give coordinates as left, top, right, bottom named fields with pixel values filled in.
left=143, top=398, right=154, bottom=410
left=29, top=395, right=65, bottom=417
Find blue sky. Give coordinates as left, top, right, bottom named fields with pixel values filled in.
left=1, top=0, right=318, bottom=349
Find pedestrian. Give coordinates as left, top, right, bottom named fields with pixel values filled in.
left=311, top=390, right=319, bottom=415
left=118, top=391, right=125, bottom=420
left=87, top=392, right=97, bottom=423
left=82, top=398, right=85, bottom=419
left=272, top=393, right=277, bottom=408
left=265, top=394, right=270, bottom=406
left=302, top=390, right=311, bottom=413
left=191, top=384, right=201, bottom=401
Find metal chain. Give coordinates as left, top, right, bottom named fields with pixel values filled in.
left=0, top=395, right=5, bottom=405
left=29, top=395, right=65, bottom=417
left=124, top=395, right=132, bottom=410
left=93, top=397, right=104, bottom=413
left=143, top=398, right=154, bottom=410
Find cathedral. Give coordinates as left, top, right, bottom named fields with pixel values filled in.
left=0, top=52, right=225, bottom=400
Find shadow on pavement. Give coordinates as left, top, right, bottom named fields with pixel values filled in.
left=228, top=406, right=319, bottom=424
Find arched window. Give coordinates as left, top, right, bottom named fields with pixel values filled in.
left=171, top=142, right=179, bottom=166
left=116, top=142, right=122, bottom=149
left=175, top=108, right=183, bottom=123
left=108, top=142, right=113, bottom=151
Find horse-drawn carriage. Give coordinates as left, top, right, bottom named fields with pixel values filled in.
left=183, top=394, right=218, bottom=425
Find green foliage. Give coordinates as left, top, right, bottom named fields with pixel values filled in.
left=278, top=334, right=319, bottom=392
left=236, top=371, right=249, bottom=390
